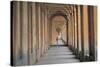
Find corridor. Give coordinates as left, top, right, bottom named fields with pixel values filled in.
left=11, top=1, right=97, bottom=66
left=36, top=46, right=79, bottom=65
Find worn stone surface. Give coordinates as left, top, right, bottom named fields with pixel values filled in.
left=36, top=46, right=79, bottom=65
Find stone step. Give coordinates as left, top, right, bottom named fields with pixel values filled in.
left=36, top=46, right=79, bottom=65
left=36, top=59, right=79, bottom=65
left=45, top=52, right=73, bottom=56
left=40, top=55, right=76, bottom=60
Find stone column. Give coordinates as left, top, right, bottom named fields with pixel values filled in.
left=76, top=5, right=79, bottom=57
left=68, top=14, right=71, bottom=46
left=37, top=3, right=42, bottom=61
left=43, top=5, right=47, bottom=55
left=45, top=7, right=48, bottom=53
left=27, top=2, right=32, bottom=65
left=74, top=6, right=78, bottom=50
left=80, top=5, right=85, bottom=61
left=43, top=7, right=45, bottom=54
left=70, top=15, right=73, bottom=46
left=77, top=5, right=82, bottom=53
left=21, top=2, right=28, bottom=65
left=66, top=21, right=68, bottom=45
left=11, top=1, right=21, bottom=66
left=41, top=5, right=45, bottom=56
left=76, top=5, right=82, bottom=59
left=71, top=6, right=75, bottom=49
left=72, top=5, right=77, bottom=52
left=38, top=4, right=43, bottom=60
left=93, top=6, right=97, bottom=60
left=83, top=5, right=89, bottom=59
left=35, top=3, right=39, bottom=62
left=88, top=6, right=96, bottom=61
left=70, top=13, right=73, bottom=48
left=73, top=6, right=75, bottom=50
left=43, top=6, right=45, bottom=55
left=28, top=2, right=37, bottom=64
left=46, top=8, right=49, bottom=51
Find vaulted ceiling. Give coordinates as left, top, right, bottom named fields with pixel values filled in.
left=44, top=3, right=75, bottom=21
left=45, top=3, right=73, bottom=14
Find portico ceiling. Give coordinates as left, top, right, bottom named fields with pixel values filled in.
left=45, top=3, right=74, bottom=16
left=44, top=3, right=74, bottom=20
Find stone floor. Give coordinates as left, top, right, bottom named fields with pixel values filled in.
left=36, top=46, right=80, bottom=65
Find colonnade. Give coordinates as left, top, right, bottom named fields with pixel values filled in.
left=11, top=1, right=97, bottom=66
left=67, top=5, right=97, bottom=61
left=11, top=1, right=50, bottom=66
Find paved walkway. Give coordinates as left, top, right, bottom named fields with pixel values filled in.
left=36, top=46, right=80, bottom=65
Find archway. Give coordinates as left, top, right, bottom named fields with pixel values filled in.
left=49, top=11, right=69, bottom=46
